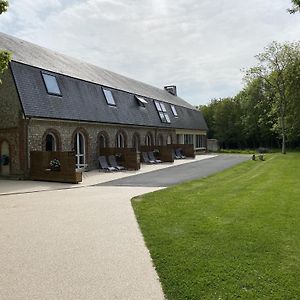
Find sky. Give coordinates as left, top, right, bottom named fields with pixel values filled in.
left=0, top=0, right=299, bottom=105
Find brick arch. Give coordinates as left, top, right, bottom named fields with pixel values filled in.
left=115, top=129, right=128, bottom=148
left=97, top=130, right=110, bottom=151
left=145, top=131, right=154, bottom=146
left=42, top=128, right=62, bottom=151
left=132, top=132, right=141, bottom=150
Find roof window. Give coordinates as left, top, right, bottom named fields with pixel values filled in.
left=135, top=95, right=148, bottom=107
left=171, top=105, right=178, bottom=116
left=154, top=100, right=171, bottom=124
left=42, top=73, right=61, bottom=96
left=103, top=88, right=116, bottom=106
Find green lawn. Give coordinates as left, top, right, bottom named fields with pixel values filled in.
left=132, top=153, right=300, bottom=300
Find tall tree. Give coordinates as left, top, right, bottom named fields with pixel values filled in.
left=288, top=0, right=300, bottom=13
left=245, top=41, right=300, bottom=154
left=0, top=0, right=11, bottom=83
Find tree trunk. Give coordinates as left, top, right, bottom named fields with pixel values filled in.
left=282, top=132, right=286, bottom=154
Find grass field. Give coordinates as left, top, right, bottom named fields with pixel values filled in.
left=132, top=153, right=300, bottom=300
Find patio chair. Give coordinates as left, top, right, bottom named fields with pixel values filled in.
left=148, top=151, right=162, bottom=163
left=172, top=148, right=181, bottom=159
left=108, top=155, right=125, bottom=170
left=98, top=156, right=116, bottom=172
left=175, top=148, right=186, bottom=159
left=142, top=152, right=155, bottom=164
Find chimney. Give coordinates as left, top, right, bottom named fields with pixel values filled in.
left=164, top=85, right=177, bottom=96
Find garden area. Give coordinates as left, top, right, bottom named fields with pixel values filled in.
left=132, top=153, right=300, bottom=299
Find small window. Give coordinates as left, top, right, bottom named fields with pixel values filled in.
left=103, top=88, right=116, bottom=106
left=42, top=73, right=61, bottom=96
left=154, top=100, right=171, bottom=123
left=171, top=105, right=178, bottom=116
left=135, top=95, right=148, bottom=107
left=45, top=133, right=57, bottom=151
left=116, top=133, right=125, bottom=148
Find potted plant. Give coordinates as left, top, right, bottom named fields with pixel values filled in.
left=49, top=158, right=61, bottom=171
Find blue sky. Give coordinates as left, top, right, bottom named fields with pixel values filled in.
left=0, top=0, right=299, bottom=105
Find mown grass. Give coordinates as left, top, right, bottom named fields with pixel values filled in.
left=132, top=153, right=300, bottom=300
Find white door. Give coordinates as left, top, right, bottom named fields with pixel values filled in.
left=74, top=132, right=86, bottom=169
left=1, top=141, right=10, bottom=176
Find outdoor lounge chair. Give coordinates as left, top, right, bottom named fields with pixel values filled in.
left=108, top=155, right=125, bottom=170
left=142, top=152, right=155, bottom=164
left=98, top=156, right=116, bottom=171
left=175, top=148, right=186, bottom=159
left=148, top=151, right=162, bottom=163
left=172, top=148, right=181, bottom=159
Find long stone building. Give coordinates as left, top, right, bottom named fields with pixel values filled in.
left=0, top=32, right=207, bottom=178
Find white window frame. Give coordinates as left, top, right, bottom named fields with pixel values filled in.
left=103, top=88, right=116, bottom=106
left=74, top=132, right=86, bottom=169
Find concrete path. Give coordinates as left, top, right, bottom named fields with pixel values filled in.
left=0, top=154, right=250, bottom=299
left=99, top=154, right=250, bottom=187
left=0, top=186, right=165, bottom=300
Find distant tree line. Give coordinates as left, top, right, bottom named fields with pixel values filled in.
left=199, top=41, right=300, bottom=153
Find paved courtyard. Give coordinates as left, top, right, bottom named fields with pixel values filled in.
left=0, top=154, right=250, bottom=299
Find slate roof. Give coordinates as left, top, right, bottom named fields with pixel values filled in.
left=1, top=32, right=208, bottom=130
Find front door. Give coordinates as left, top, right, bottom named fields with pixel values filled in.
left=0, top=141, right=10, bottom=176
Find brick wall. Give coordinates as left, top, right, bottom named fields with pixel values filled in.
left=0, top=67, right=24, bottom=176
left=27, top=119, right=176, bottom=171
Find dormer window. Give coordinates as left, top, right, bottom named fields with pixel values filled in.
left=135, top=95, right=148, bottom=107
left=154, top=100, right=171, bottom=124
left=42, top=73, right=61, bottom=96
left=103, top=88, right=116, bottom=106
left=171, top=105, right=178, bottom=117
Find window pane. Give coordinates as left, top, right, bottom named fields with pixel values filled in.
left=79, top=133, right=84, bottom=154
left=171, top=105, right=178, bottom=116
left=46, top=134, right=55, bottom=151
left=160, top=103, right=167, bottom=112
left=154, top=101, right=162, bottom=112
left=103, top=89, right=116, bottom=106
left=99, top=135, right=106, bottom=148
left=42, top=73, right=61, bottom=95
left=159, top=112, right=166, bottom=122
left=164, top=113, right=171, bottom=123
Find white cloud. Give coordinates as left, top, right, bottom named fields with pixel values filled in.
left=1, top=0, right=299, bottom=105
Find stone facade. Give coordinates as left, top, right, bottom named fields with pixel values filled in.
left=27, top=118, right=176, bottom=171
left=0, top=68, right=25, bottom=176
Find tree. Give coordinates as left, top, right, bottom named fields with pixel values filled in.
left=0, top=0, right=11, bottom=83
left=288, top=0, right=300, bottom=13
left=245, top=41, right=300, bottom=154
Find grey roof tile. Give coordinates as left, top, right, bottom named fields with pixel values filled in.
left=0, top=32, right=197, bottom=110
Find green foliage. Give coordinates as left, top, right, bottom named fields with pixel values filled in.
left=288, top=0, right=300, bottom=13
left=132, top=153, right=300, bottom=300
left=0, top=50, right=12, bottom=83
left=0, top=0, right=11, bottom=83
left=0, top=0, right=8, bottom=14
left=200, top=41, right=300, bottom=151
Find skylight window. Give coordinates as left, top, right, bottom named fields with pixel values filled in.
left=135, top=95, right=148, bottom=107
left=103, top=88, right=116, bottom=106
left=171, top=105, right=178, bottom=117
left=154, top=100, right=171, bottom=124
left=42, top=73, right=61, bottom=96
